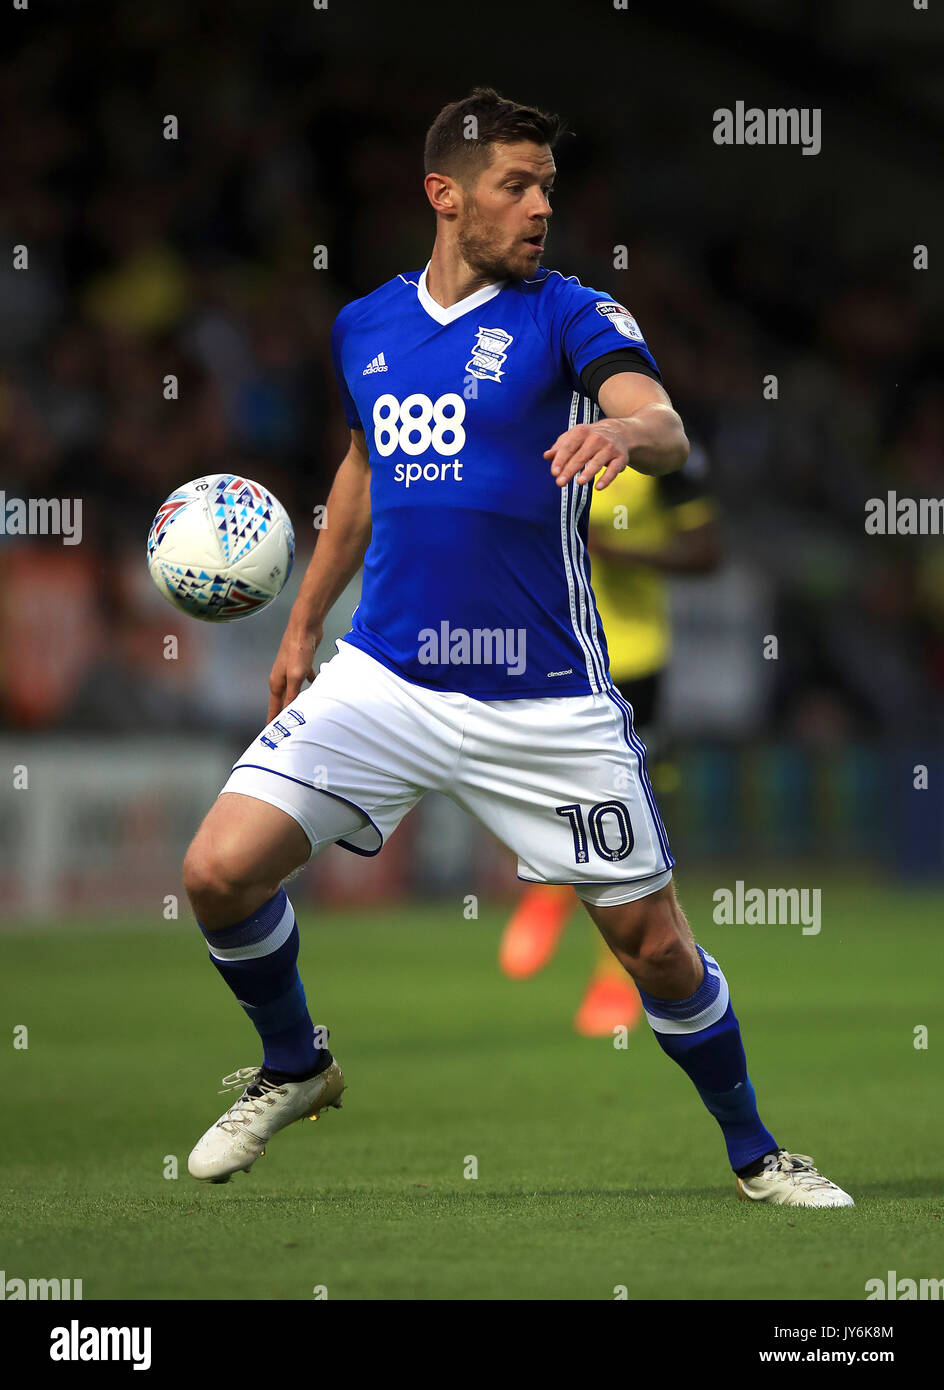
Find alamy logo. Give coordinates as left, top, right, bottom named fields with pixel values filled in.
left=713, top=101, right=821, bottom=156
left=865, top=1271, right=944, bottom=1300
left=417, top=621, right=526, bottom=676
left=363, top=352, right=388, bottom=374
left=865, top=493, right=944, bottom=535
left=465, top=326, right=513, bottom=382
left=0, top=493, right=82, bottom=545
left=712, top=881, right=821, bottom=935
left=49, top=1320, right=151, bottom=1370
left=1, top=1271, right=82, bottom=1300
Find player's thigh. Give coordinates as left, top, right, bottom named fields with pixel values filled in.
left=184, top=791, right=313, bottom=894
left=454, top=686, right=674, bottom=895
left=205, top=639, right=462, bottom=874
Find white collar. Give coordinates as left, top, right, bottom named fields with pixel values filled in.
left=415, top=261, right=506, bottom=325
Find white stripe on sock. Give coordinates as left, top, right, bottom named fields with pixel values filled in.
left=643, top=969, right=730, bottom=1036
left=206, top=897, right=296, bottom=962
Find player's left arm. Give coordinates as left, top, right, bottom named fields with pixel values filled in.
left=546, top=372, right=689, bottom=491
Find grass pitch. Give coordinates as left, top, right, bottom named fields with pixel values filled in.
left=4, top=876, right=942, bottom=1300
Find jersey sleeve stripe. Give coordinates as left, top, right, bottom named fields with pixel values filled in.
left=572, top=396, right=608, bottom=681
left=558, top=392, right=598, bottom=691
left=558, top=391, right=608, bottom=692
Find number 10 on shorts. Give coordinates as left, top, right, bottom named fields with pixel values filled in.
left=556, top=801, right=635, bottom=864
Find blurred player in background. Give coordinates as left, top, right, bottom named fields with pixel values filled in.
left=499, top=444, right=721, bottom=1036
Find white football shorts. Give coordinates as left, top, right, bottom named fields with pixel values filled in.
left=220, top=639, right=674, bottom=906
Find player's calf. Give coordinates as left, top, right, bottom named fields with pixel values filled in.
left=583, top=879, right=852, bottom=1205
left=587, top=882, right=701, bottom=999
left=586, top=885, right=777, bottom=1176
left=183, top=793, right=331, bottom=1096
left=182, top=795, right=346, bottom=1184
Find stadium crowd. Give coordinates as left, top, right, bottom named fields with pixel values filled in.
left=2, top=5, right=941, bottom=743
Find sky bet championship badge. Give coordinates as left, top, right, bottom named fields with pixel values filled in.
left=595, top=301, right=644, bottom=341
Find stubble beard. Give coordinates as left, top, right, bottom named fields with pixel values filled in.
left=456, top=201, right=519, bottom=283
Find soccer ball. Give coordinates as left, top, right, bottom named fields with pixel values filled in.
left=147, top=473, right=295, bottom=622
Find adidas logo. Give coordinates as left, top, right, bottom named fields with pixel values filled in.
left=362, top=352, right=388, bottom=375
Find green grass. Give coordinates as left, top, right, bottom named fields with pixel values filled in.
left=4, top=877, right=943, bottom=1300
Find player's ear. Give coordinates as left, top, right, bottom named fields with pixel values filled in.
left=424, top=171, right=459, bottom=217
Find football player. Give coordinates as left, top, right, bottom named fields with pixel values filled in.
left=182, top=87, right=851, bottom=1208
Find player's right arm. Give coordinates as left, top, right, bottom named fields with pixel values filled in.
left=267, top=428, right=371, bottom=720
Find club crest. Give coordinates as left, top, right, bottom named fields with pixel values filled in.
left=466, top=326, right=514, bottom=382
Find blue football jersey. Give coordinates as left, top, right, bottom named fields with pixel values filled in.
left=330, top=264, right=662, bottom=699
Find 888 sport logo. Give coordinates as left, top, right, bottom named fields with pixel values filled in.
left=373, top=393, right=467, bottom=487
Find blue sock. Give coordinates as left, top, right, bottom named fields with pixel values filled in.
left=638, top=946, right=777, bottom=1172
left=197, top=888, right=327, bottom=1077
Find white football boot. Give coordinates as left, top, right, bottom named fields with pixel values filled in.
left=736, top=1150, right=854, bottom=1207
left=188, top=1060, right=344, bottom=1183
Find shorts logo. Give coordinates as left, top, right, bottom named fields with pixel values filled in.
left=595, top=302, right=644, bottom=342
left=260, top=708, right=306, bottom=751
left=465, top=326, right=513, bottom=382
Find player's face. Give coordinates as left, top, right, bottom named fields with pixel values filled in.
left=458, top=142, right=555, bottom=280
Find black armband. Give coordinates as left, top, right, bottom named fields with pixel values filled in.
left=579, top=349, right=662, bottom=405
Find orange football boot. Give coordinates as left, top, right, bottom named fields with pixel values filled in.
left=574, top=948, right=643, bottom=1037
left=498, top=884, right=574, bottom=979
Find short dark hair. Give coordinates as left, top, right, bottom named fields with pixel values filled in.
left=424, top=86, right=565, bottom=185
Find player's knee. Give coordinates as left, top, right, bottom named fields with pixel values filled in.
left=182, top=838, right=253, bottom=917
left=632, top=923, right=691, bottom=976
left=598, top=892, right=670, bottom=956
left=596, top=890, right=691, bottom=971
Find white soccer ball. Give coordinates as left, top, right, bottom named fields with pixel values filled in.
left=147, top=473, right=295, bottom=622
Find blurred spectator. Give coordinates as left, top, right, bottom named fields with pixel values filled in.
left=2, top=4, right=942, bottom=739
